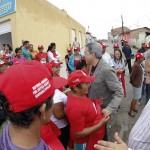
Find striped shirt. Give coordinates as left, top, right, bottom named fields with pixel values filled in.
left=128, top=100, right=150, bottom=150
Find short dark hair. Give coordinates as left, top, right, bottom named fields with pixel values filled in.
left=76, top=59, right=87, bottom=70
left=70, top=83, right=83, bottom=91
left=15, top=47, right=22, bottom=54
left=23, top=41, right=29, bottom=46
left=0, top=92, right=53, bottom=128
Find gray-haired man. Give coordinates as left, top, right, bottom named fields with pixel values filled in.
left=84, top=42, right=123, bottom=116
left=84, top=42, right=123, bottom=140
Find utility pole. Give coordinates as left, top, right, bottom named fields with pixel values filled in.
left=121, top=15, right=124, bottom=39
left=112, top=26, right=115, bottom=43
left=87, top=26, right=90, bottom=32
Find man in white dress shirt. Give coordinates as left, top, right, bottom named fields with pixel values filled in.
left=99, top=42, right=113, bottom=67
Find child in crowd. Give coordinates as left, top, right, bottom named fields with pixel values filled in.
left=66, top=70, right=110, bottom=150
left=12, top=47, right=26, bottom=64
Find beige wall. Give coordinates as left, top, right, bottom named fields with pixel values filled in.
left=0, top=0, right=86, bottom=59
left=14, top=0, right=85, bottom=59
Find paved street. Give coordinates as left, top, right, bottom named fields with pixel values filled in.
left=106, top=42, right=146, bottom=143
left=60, top=42, right=146, bottom=143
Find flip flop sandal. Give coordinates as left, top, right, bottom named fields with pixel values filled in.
left=128, top=112, right=135, bottom=118
left=133, top=109, right=138, bottom=113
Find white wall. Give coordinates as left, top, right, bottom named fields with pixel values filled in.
left=79, top=31, right=82, bottom=48
left=146, top=35, right=150, bottom=43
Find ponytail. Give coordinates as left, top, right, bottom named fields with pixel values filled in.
left=47, top=43, right=56, bottom=52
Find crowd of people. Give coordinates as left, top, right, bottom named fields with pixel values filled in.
left=0, top=38, right=150, bottom=150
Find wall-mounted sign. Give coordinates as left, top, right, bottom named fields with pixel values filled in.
left=0, top=0, right=16, bottom=18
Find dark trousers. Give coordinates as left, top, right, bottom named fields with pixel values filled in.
left=142, top=78, right=150, bottom=103
left=127, top=59, right=132, bottom=74
left=142, top=79, right=146, bottom=96
left=103, top=126, right=108, bottom=141
left=58, top=125, right=70, bottom=150
left=146, top=84, right=150, bottom=103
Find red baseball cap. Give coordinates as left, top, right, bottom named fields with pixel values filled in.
left=99, top=42, right=106, bottom=48
left=43, top=63, right=52, bottom=75
left=2, top=54, right=9, bottom=59
left=113, top=43, right=119, bottom=48
left=0, top=61, right=67, bottom=112
left=49, top=60, right=63, bottom=67
left=74, top=47, right=80, bottom=51
left=68, top=70, right=95, bottom=87
left=135, top=52, right=144, bottom=59
left=67, top=48, right=72, bottom=52
left=38, top=45, right=44, bottom=49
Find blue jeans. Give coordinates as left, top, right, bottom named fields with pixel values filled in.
left=75, top=143, right=87, bottom=150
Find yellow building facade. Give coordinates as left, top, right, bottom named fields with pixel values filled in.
left=0, top=0, right=86, bottom=59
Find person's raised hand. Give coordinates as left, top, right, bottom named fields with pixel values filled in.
left=94, top=132, right=128, bottom=150
left=102, top=109, right=111, bottom=117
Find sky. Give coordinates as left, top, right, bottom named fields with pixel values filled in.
left=47, top=0, right=150, bottom=39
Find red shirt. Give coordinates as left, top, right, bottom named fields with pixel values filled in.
left=41, top=121, right=64, bottom=150
left=66, top=94, right=105, bottom=146
left=35, top=52, right=48, bottom=63
left=74, top=59, right=80, bottom=67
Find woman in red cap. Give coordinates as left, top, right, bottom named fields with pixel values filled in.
left=112, top=49, right=126, bottom=97
left=66, top=70, right=110, bottom=150
left=113, top=43, right=127, bottom=65
left=68, top=47, right=82, bottom=72
left=65, top=47, right=73, bottom=75
left=129, top=53, right=144, bottom=117
left=49, top=60, right=63, bottom=77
